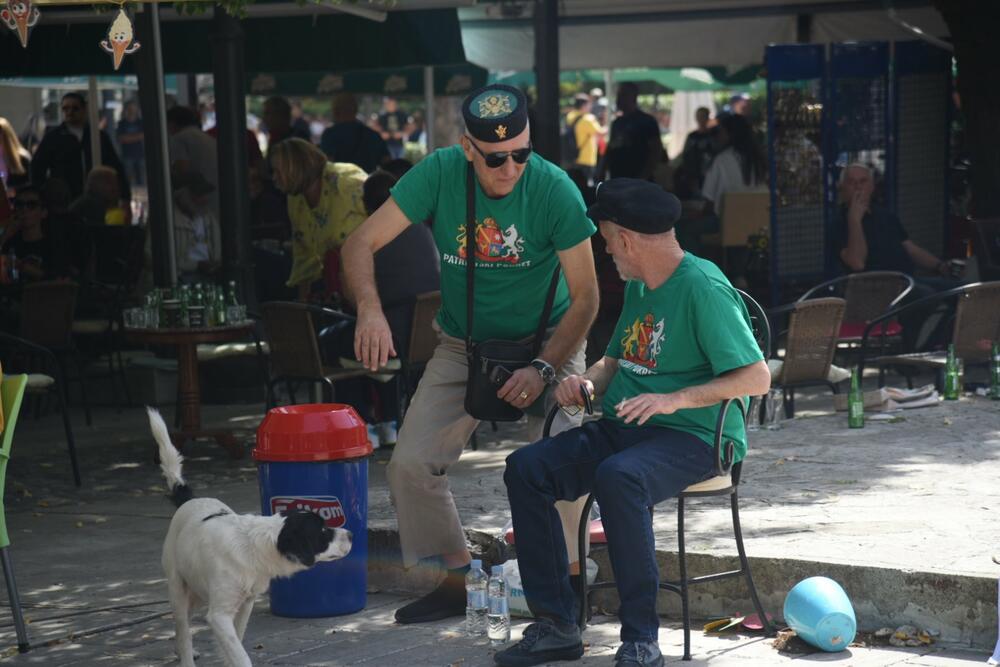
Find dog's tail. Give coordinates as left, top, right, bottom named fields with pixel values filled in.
left=146, top=407, right=194, bottom=508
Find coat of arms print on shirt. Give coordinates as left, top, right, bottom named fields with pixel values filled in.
left=620, top=313, right=665, bottom=373
left=456, top=218, right=526, bottom=264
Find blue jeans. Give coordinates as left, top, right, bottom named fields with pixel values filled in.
left=504, top=419, right=716, bottom=642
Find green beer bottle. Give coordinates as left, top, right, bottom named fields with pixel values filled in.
left=943, top=344, right=960, bottom=400
left=848, top=367, right=864, bottom=428
left=990, top=342, right=1000, bottom=401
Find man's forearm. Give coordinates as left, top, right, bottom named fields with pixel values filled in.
left=904, top=241, right=943, bottom=272
left=538, top=287, right=598, bottom=370
left=673, top=361, right=771, bottom=410
left=341, top=235, right=381, bottom=311
left=583, top=356, right=618, bottom=396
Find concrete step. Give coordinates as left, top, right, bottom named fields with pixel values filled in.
left=366, top=527, right=999, bottom=651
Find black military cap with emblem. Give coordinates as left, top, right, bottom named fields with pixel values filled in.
left=462, top=84, right=528, bottom=143
left=586, top=178, right=682, bottom=233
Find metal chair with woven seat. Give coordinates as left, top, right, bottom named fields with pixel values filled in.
left=0, top=373, right=34, bottom=653
left=259, top=301, right=369, bottom=409
left=550, top=289, right=775, bottom=661
left=767, top=297, right=848, bottom=417
left=858, top=281, right=1000, bottom=387
left=797, top=271, right=913, bottom=349
left=0, top=333, right=82, bottom=487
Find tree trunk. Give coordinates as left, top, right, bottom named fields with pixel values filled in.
left=934, top=1, right=1000, bottom=217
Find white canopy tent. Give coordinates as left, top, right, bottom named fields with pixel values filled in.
left=458, top=1, right=949, bottom=71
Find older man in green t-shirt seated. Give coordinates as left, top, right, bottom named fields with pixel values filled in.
left=498, top=179, right=771, bottom=667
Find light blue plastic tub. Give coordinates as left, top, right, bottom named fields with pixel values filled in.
left=783, top=576, right=856, bottom=652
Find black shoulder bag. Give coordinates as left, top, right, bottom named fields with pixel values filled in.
left=463, top=163, right=561, bottom=422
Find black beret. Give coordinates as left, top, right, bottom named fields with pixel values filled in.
left=586, top=178, right=681, bottom=233
left=462, top=84, right=528, bottom=143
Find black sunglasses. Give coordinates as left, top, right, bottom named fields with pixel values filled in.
left=467, top=137, right=532, bottom=169
left=61, top=105, right=82, bottom=113
left=13, top=200, right=41, bottom=210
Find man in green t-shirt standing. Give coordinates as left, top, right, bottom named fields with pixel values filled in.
left=341, top=84, right=599, bottom=624
left=497, top=179, right=771, bottom=667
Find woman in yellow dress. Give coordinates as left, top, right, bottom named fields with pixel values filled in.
left=270, top=138, right=368, bottom=299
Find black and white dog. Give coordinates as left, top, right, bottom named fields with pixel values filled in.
left=148, top=408, right=352, bottom=667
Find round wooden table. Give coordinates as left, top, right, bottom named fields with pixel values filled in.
left=126, top=321, right=256, bottom=458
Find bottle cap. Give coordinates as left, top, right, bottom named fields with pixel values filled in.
left=492, top=565, right=504, bottom=575
left=471, top=559, right=482, bottom=570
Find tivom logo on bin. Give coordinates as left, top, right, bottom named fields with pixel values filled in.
left=270, top=496, right=346, bottom=528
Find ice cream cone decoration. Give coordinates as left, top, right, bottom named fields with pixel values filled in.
left=1, top=0, right=40, bottom=49
left=100, top=8, right=140, bottom=70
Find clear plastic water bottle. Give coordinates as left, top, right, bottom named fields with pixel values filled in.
left=487, top=565, right=510, bottom=646
left=465, top=559, right=488, bottom=637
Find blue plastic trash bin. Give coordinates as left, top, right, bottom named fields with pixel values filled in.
left=254, top=403, right=373, bottom=617
left=783, top=576, right=856, bottom=652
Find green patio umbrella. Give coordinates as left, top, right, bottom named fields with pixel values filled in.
left=246, top=63, right=488, bottom=98
left=0, top=9, right=467, bottom=76
left=0, top=74, right=179, bottom=92
left=488, top=67, right=762, bottom=94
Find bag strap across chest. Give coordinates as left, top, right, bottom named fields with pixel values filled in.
left=465, top=162, right=561, bottom=355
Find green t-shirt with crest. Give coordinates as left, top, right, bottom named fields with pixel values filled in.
left=390, top=145, right=595, bottom=342
left=602, top=254, right=763, bottom=462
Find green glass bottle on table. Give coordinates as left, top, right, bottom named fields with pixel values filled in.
left=847, top=367, right=864, bottom=428
left=990, top=342, right=1000, bottom=400
left=943, top=344, right=960, bottom=400
left=215, top=290, right=227, bottom=326
left=178, top=285, right=190, bottom=328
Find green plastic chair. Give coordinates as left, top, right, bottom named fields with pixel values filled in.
left=0, top=374, right=31, bottom=653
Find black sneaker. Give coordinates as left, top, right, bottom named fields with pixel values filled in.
left=614, top=641, right=664, bottom=667
left=494, top=618, right=584, bottom=667
left=393, top=577, right=466, bottom=624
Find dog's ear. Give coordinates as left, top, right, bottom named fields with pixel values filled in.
left=276, top=510, right=329, bottom=567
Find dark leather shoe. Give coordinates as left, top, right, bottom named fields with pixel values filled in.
left=494, top=619, right=584, bottom=666
left=394, top=577, right=466, bottom=624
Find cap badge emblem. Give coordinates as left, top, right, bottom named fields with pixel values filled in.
left=495, top=124, right=507, bottom=139
left=478, top=94, right=512, bottom=119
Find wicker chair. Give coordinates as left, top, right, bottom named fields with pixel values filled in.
left=858, top=281, right=1000, bottom=387
left=552, top=289, right=775, bottom=660
left=798, top=271, right=913, bottom=346
left=396, top=291, right=441, bottom=414
left=330, top=291, right=442, bottom=412
left=767, top=297, right=847, bottom=417
left=259, top=302, right=369, bottom=409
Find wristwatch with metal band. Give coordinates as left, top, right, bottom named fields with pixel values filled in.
left=531, top=358, right=557, bottom=385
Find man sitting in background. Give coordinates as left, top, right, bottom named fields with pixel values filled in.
left=836, top=162, right=967, bottom=350
left=837, top=163, right=958, bottom=284
left=172, top=172, right=221, bottom=285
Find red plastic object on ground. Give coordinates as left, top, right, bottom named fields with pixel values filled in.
left=254, top=403, right=372, bottom=462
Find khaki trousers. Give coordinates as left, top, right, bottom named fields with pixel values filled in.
left=387, top=326, right=588, bottom=568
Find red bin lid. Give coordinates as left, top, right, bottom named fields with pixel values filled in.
left=253, top=404, right=373, bottom=462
